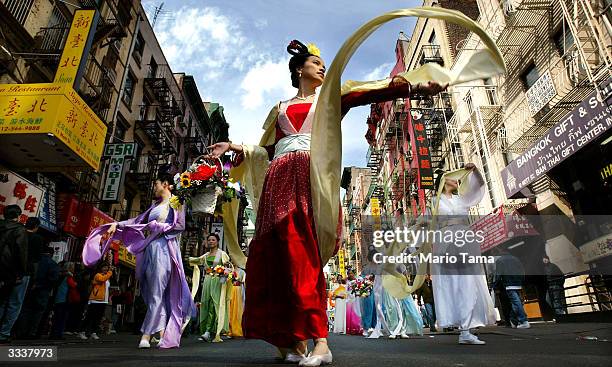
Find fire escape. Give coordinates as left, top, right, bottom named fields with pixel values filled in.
left=365, top=102, right=385, bottom=211
left=496, top=0, right=611, bottom=198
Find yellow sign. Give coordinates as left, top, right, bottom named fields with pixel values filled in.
left=118, top=245, right=136, bottom=268
left=338, top=248, right=346, bottom=278
left=54, top=10, right=96, bottom=85
left=0, top=83, right=106, bottom=170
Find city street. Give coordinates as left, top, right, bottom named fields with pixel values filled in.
left=5, top=323, right=612, bottom=366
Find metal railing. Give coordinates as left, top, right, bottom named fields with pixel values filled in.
left=3, top=0, right=34, bottom=25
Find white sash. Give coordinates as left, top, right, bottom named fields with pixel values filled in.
left=273, top=133, right=311, bottom=159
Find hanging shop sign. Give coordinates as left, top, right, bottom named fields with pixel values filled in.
left=36, top=174, right=58, bottom=233
left=472, top=206, right=539, bottom=252
left=580, top=233, right=612, bottom=263
left=501, top=78, right=612, bottom=198
left=0, top=169, right=44, bottom=223
left=118, top=245, right=137, bottom=268
left=525, top=70, right=557, bottom=115
left=0, top=10, right=105, bottom=171
left=102, top=143, right=137, bottom=201
left=337, top=248, right=346, bottom=278
left=59, top=194, right=115, bottom=237
left=408, top=109, right=435, bottom=189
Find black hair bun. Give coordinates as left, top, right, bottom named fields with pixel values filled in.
left=287, top=40, right=310, bottom=56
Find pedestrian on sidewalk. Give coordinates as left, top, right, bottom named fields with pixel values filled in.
left=543, top=255, right=566, bottom=317
left=77, top=263, right=112, bottom=341
left=415, top=274, right=437, bottom=332
left=0, top=205, right=29, bottom=343
left=17, top=245, right=59, bottom=339
left=493, top=249, right=530, bottom=329
left=50, top=262, right=78, bottom=339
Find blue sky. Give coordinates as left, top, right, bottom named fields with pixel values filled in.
left=143, top=0, right=421, bottom=169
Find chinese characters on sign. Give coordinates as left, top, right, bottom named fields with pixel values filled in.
left=525, top=70, right=557, bottom=115
left=0, top=169, right=44, bottom=224
left=580, top=233, right=612, bottom=263
left=54, top=9, right=98, bottom=87
left=501, top=78, right=612, bottom=198
left=471, top=207, right=539, bottom=252
left=37, top=174, right=57, bottom=233
left=0, top=84, right=107, bottom=170
left=409, top=109, right=435, bottom=189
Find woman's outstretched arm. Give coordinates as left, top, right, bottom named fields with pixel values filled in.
left=340, top=76, right=448, bottom=115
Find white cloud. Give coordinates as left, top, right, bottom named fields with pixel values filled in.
left=152, top=6, right=262, bottom=78
left=239, top=59, right=295, bottom=110
left=254, top=19, right=268, bottom=30
left=363, top=62, right=394, bottom=81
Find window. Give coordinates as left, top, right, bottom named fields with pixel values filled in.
left=554, top=24, right=574, bottom=56
left=133, top=32, right=145, bottom=64
left=148, top=57, right=158, bottom=78
left=428, top=31, right=437, bottom=45
left=114, top=114, right=128, bottom=141
left=521, top=63, right=539, bottom=90
left=483, top=78, right=498, bottom=105
left=122, top=69, right=136, bottom=108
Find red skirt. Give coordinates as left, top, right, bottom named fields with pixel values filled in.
left=243, top=151, right=330, bottom=348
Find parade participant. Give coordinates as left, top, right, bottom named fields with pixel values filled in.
left=190, top=233, right=231, bottom=343
left=83, top=170, right=196, bottom=349
left=430, top=164, right=496, bottom=345
left=207, top=41, right=447, bottom=366
left=345, top=277, right=363, bottom=336
left=228, top=266, right=246, bottom=338
left=207, top=8, right=504, bottom=365
left=360, top=254, right=377, bottom=337
left=332, top=277, right=348, bottom=335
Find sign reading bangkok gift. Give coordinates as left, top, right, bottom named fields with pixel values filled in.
left=501, top=78, right=612, bottom=198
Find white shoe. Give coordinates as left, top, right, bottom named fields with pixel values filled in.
left=299, top=351, right=333, bottom=366
left=458, top=333, right=485, bottom=345
left=517, top=321, right=531, bottom=329
left=368, top=328, right=374, bottom=333
left=64, top=332, right=74, bottom=335
left=509, top=320, right=517, bottom=329
left=285, top=349, right=307, bottom=363
left=400, top=333, right=410, bottom=339
left=362, top=331, right=369, bottom=337
left=138, top=339, right=151, bottom=349
left=388, top=334, right=397, bottom=339
left=110, top=329, right=117, bottom=334
left=150, top=337, right=159, bottom=344
left=198, top=331, right=211, bottom=342
left=77, top=332, right=88, bottom=340
left=90, top=333, right=100, bottom=340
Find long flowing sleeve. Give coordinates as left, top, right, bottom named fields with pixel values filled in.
left=460, top=170, right=485, bottom=208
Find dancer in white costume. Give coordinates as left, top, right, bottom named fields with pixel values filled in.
left=431, top=163, right=496, bottom=345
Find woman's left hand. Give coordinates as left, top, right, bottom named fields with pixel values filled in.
left=416, top=81, right=449, bottom=96
left=464, top=163, right=477, bottom=171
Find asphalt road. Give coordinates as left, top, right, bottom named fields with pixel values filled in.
left=3, top=323, right=611, bottom=367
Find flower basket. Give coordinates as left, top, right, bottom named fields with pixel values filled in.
left=191, top=184, right=222, bottom=214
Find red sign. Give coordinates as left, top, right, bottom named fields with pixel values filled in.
left=58, top=194, right=114, bottom=237
left=472, top=206, right=539, bottom=252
